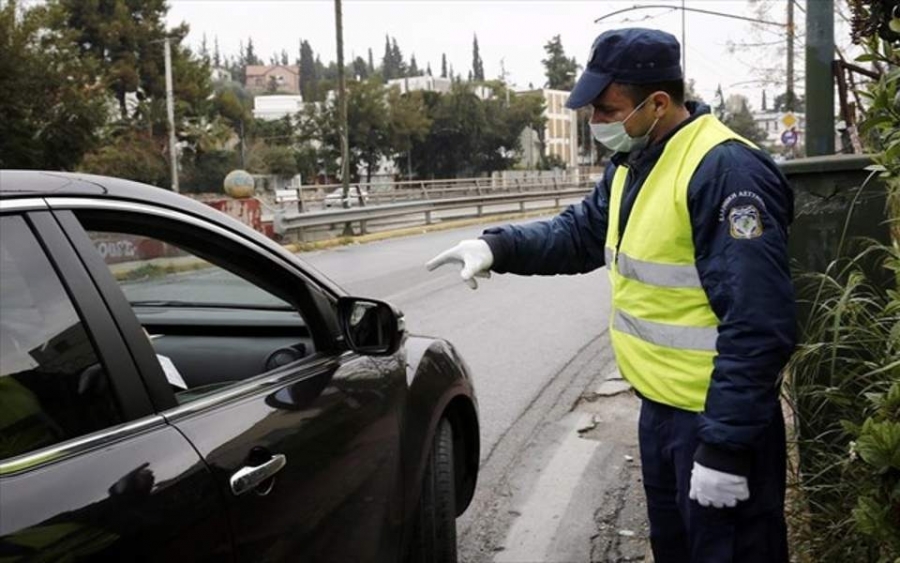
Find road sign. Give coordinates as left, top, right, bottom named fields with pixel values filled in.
left=781, top=112, right=797, bottom=129
left=781, top=129, right=798, bottom=147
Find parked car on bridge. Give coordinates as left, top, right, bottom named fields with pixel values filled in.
left=323, top=186, right=369, bottom=209
left=0, top=170, right=479, bottom=563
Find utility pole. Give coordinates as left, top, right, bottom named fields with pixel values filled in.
left=681, top=0, right=686, bottom=77
left=786, top=0, right=795, bottom=112
left=164, top=36, right=179, bottom=193
left=334, top=0, right=353, bottom=235
left=805, top=0, right=834, bottom=156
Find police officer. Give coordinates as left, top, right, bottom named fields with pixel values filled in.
left=426, top=28, right=796, bottom=563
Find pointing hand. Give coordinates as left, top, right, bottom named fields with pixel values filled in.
left=425, top=239, right=494, bottom=290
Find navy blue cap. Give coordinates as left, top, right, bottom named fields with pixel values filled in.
left=566, top=28, right=683, bottom=109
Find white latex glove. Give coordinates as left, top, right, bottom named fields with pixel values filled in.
left=425, top=239, right=494, bottom=290
left=688, top=462, right=750, bottom=508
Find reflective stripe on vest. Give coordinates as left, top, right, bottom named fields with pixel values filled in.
left=616, top=250, right=703, bottom=289
left=613, top=310, right=718, bottom=351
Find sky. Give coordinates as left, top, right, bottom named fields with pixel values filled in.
left=166, top=0, right=859, bottom=111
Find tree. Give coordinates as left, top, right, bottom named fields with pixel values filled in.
left=409, top=54, right=420, bottom=77
left=773, top=91, right=805, bottom=112
left=542, top=35, right=578, bottom=90
left=441, top=53, right=448, bottom=78
left=353, top=56, right=369, bottom=80
left=472, top=35, right=485, bottom=81
left=0, top=1, right=108, bottom=170
left=382, top=35, right=394, bottom=79
left=387, top=87, right=432, bottom=178
left=244, top=36, right=261, bottom=66
left=714, top=84, right=727, bottom=119
left=686, top=79, right=705, bottom=103
left=721, top=94, right=768, bottom=145
left=299, top=40, right=318, bottom=101
left=213, top=36, right=221, bottom=67
left=317, top=78, right=391, bottom=182
left=391, top=37, right=407, bottom=78
left=367, top=48, right=375, bottom=75
left=427, top=63, right=433, bottom=77
left=79, top=132, right=169, bottom=186
left=200, top=33, right=210, bottom=63
left=60, top=0, right=174, bottom=120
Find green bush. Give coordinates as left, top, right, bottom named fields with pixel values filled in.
left=786, top=242, right=899, bottom=562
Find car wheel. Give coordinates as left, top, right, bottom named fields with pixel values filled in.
left=408, top=418, right=457, bottom=563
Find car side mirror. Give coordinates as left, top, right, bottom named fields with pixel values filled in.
left=337, top=297, right=405, bottom=356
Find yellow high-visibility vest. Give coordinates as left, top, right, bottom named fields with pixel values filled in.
left=606, top=114, right=754, bottom=412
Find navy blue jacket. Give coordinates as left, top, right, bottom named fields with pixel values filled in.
left=481, top=103, right=797, bottom=475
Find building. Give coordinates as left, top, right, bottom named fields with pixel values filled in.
left=517, top=89, right=579, bottom=169
left=245, top=65, right=301, bottom=94
left=385, top=76, right=493, bottom=101
left=253, top=95, right=305, bottom=121
left=210, top=66, right=232, bottom=83
left=386, top=76, right=452, bottom=95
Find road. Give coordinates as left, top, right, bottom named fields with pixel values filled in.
left=301, top=220, right=650, bottom=562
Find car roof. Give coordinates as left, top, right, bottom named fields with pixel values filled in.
left=0, top=170, right=345, bottom=296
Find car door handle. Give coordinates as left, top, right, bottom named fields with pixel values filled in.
left=230, top=454, right=287, bottom=496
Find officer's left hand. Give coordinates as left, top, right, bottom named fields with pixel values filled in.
left=688, top=462, right=750, bottom=508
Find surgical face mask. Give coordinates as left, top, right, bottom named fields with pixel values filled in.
left=590, top=97, right=660, bottom=153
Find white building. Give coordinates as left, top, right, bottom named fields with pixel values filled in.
left=517, top=89, right=579, bottom=169
left=386, top=76, right=493, bottom=101
left=210, top=66, right=232, bottom=83
left=387, top=76, right=452, bottom=95
left=253, top=95, right=305, bottom=121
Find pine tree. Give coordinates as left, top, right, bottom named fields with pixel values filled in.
left=281, top=49, right=289, bottom=66
left=542, top=35, right=578, bottom=90
left=213, top=36, right=221, bottom=68
left=409, top=54, right=419, bottom=76
left=245, top=37, right=261, bottom=66
left=299, top=40, right=318, bottom=101
left=391, top=37, right=406, bottom=78
left=200, top=33, right=209, bottom=62
left=367, top=47, right=375, bottom=74
left=382, top=35, right=394, bottom=79
left=441, top=53, right=448, bottom=78
left=714, top=84, right=726, bottom=119
left=426, top=62, right=433, bottom=76
left=472, top=34, right=484, bottom=81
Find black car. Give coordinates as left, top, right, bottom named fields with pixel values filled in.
left=0, top=171, right=479, bottom=562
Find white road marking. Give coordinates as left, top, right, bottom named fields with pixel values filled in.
left=494, top=412, right=601, bottom=562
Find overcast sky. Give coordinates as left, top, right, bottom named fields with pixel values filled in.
left=167, top=0, right=857, bottom=110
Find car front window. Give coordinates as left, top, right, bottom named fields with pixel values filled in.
left=88, top=232, right=291, bottom=310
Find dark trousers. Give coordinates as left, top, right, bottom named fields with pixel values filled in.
left=638, top=397, right=788, bottom=563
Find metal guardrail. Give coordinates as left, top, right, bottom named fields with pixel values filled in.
left=273, top=180, right=594, bottom=239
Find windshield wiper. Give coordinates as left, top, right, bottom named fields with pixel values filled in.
left=128, top=300, right=293, bottom=311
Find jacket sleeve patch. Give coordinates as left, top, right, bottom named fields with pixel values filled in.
left=728, top=204, right=763, bottom=239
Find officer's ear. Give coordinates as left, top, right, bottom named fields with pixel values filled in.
left=649, top=91, right=671, bottom=117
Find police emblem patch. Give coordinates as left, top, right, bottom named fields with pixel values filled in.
left=728, top=205, right=763, bottom=239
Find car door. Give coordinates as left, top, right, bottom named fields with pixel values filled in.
left=0, top=203, right=232, bottom=562
left=52, top=198, right=408, bottom=563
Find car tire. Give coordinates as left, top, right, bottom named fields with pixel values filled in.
left=408, top=418, right=457, bottom=563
